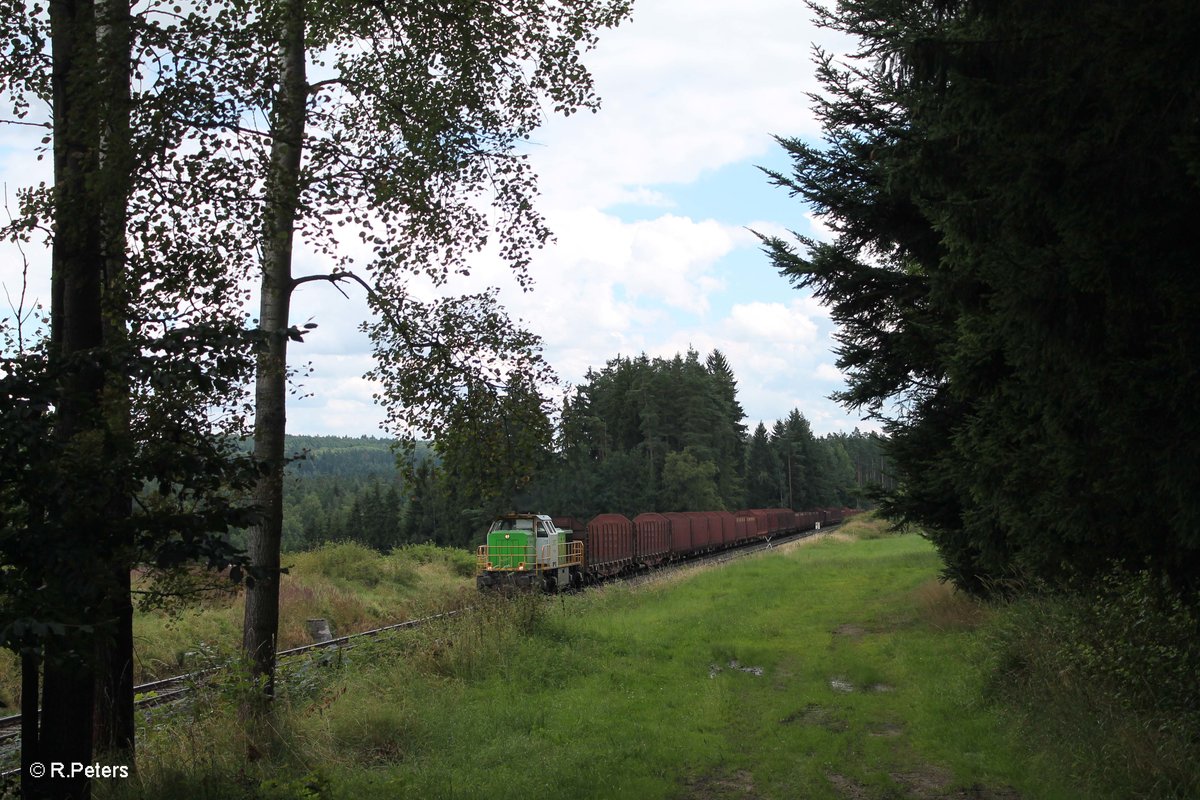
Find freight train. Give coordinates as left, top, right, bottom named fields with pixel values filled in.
left=475, top=507, right=860, bottom=590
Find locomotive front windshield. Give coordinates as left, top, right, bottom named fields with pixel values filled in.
left=488, top=518, right=536, bottom=533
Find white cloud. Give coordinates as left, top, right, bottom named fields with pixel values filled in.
left=460, top=207, right=749, bottom=354
left=288, top=355, right=386, bottom=436
left=624, top=292, right=854, bottom=432
left=726, top=300, right=819, bottom=347
left=804, top=211, right=837, bottom=243
left=745, top=219, right=790, bottom=242
left=814, top=362, right=845, bottom=382
left=528, top=0, right=854, bottom=210
left=2, top=1, right=867, bottom=438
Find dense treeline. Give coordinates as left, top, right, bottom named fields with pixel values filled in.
left=222, top=435, right=407, bottom=551
left=526, top=349, right=751, bottom=517
left=405, top=348, right=888, bottom=546
left=271, top=356, right=889, bottom=551
left=761, top=0, right=1200, bottom=596
left=285, top=479, right=404, bottom=552
left=517, top=348, right=885, bottom=519
left=284, top=436, right=414, bottom=479
left=275, top=436, right=420, bottom=551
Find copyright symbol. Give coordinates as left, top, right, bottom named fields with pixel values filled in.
left=28, top=762, right=45, bottom=778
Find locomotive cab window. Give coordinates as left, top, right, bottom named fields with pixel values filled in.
left=489, top=518, right=534, bottom=533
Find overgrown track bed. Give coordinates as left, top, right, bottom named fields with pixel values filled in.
left=0, top=609, right=462, bottom=778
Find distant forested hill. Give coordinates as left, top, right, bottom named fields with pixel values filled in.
left=275, top=435, right=433, bottom=552
left=284, top=434, right=422, bottom=480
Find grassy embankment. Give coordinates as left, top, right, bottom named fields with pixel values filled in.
left=130, top=542, right=476, bottom=677
left=107, top=519, right=1086, bottom=800
left=0, top=542, right=476, bottom=711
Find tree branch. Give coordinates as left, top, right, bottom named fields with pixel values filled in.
left=306, top=77, right=366, bottom=95
left=0, top=118, right=52, bottom=129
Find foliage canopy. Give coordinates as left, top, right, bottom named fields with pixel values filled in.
left=761, top=0, right=1200, bottom=594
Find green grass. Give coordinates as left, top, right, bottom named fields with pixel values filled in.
left=107, top=532, right=1084, bottom=800
left=981, top=571, right=1200, bottom=799
left=132, top=542, right=475, bottom=678
left=0, top=542, right=476, bottom=712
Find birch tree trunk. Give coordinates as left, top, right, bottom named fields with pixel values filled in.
left=242, top=0, right=306, bottom=710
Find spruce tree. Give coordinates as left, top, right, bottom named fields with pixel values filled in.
left=745, top=423, right=780, bottom=509
left=761, top=0, right=1200, bottom=593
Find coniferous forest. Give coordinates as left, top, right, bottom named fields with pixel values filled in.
left=276, top=349, right=888, bottom=552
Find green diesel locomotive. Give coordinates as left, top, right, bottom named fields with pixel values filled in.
left=475, top=513, right=584, bottom=591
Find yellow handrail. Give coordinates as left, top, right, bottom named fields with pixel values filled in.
left=477, top=540, right=583, bottom=572
left=556, top=540, right=584, bottom=568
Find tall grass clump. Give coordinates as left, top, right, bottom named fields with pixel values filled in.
left=98, top=650, right=346, bottom=800
left=296, top=541, right=417, bottom=588
left=985, top=569, right=1200, bottom=798
left=114, top=589, right=563, bottom=800
left=392, top=542, right=476, bottom=578
left=44, top=540, right=475, bottom=704
left=0, top=650, right=19, bottom=711
left=838, top=511, right=896, bottom=540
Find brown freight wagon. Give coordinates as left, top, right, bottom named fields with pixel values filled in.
left=708, top=511, right=736, bottom=547
left=747, top=509, right=774, bottom=537
left=633, top=512, right=671, bottom=566
left=663, top=512, right=694, bottom=556
left=552, top=516, right=586, bottom=535
left=733, top=509, right=757, bottom=543
left=795, top=510, right=820, bottom=531
left=584, top=513, right=635, bottom=577
left=684, top=512, right=713, bottom=551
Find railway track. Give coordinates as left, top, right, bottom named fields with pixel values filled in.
left=0, top=524, right=835, bottom=781
left=0, top=609, right=463, bottom=778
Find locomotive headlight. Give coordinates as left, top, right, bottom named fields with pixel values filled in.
left=504, top=533, right=510, bottom=539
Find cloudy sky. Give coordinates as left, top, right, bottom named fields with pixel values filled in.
left=1, top=1, right=873, bottom=438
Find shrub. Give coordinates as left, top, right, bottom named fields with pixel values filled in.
left=302, top=541, right=415, bottom=588
left=326, top=703, right=417, bottom=765
left=839, top=512, right=895, bottom=541
left=392, top=542, right=476, bottom=578
left=1065, top=570, right=1200, bottom=735
left=986, top=568, right=1200, bottom=797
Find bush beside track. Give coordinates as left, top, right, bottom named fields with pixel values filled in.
left=0, top=542, right=476, bottom=714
